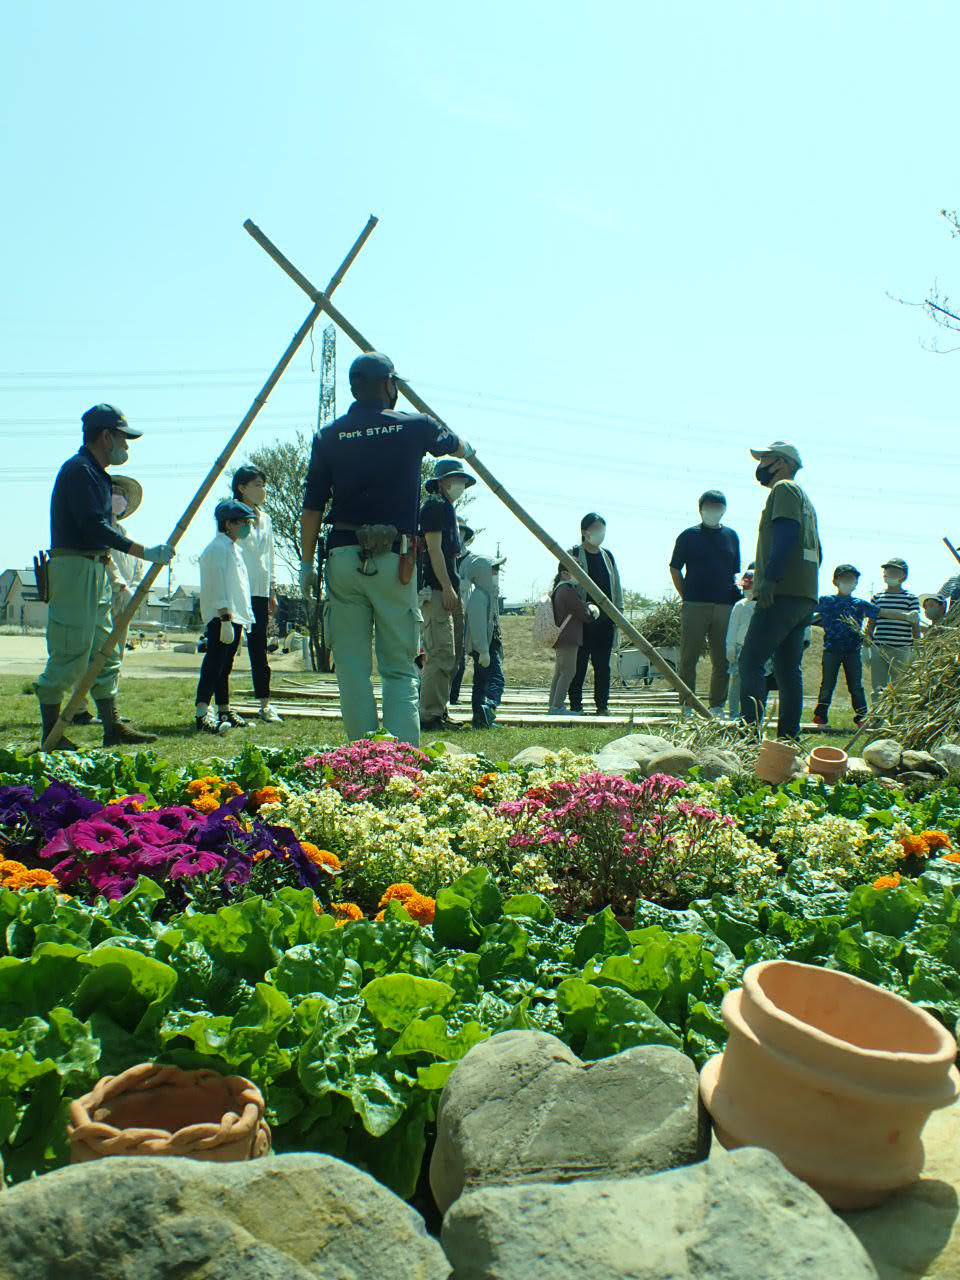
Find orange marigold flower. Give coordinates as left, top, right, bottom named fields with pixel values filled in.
left=330, top=902, right=363, bottom=926
left=191, top=794, right=220, bottom=814
left=898, top=834, right=929, bottom=858
left=249, top=785, right=282, bottom=809
left=220, top=781, right=242, bottom=798
left=920, top=830, right=953, bottom=852
left=312, top=897, right=322, bottom=916
left=479, top=773, right=497, bottom=786
left=378, top=882, right=419, bottom=909
left=7, top=868, right=59, bottom=891
left=873, top=872, right=902, bottom=890
left=252, top=849, right=272, bottom=863
left=374, top=909, right=386, bottom=922
left=0, top=859, right=28, bottom=878
left=942, top=851, right=960, bottom=865
left=187, top=776, right=222, bottom=795
left=403, top=893, right=436, bottom=926
left=472, top=786, right=485, bottom=799
left=300, top=842, right=341, bottom=871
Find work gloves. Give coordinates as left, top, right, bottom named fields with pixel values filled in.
left=143, top=543, right=175, bottom=566
left=477, top=650, right=491, bottom=668
left=299, top=561, right=318, bottom=599
left=219, top=619, right=235, bottom=644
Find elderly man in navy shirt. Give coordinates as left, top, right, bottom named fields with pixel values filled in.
left=300, top=353, right=472, bottom=746
left=37, top=405, right=174, bottom=749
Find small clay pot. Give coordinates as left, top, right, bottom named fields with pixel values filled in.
left=807, top=745, right=848, bottom=783
left=754, top=739, right=798, bottom=785
left=700, top=960, right=960, bottom=1208
left=68, top=1063, right=271, bottom=1164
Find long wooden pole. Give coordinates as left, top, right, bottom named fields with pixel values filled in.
left=244, top=220, right=712, bottom=718
left=41, top=216, right=378, bottom=751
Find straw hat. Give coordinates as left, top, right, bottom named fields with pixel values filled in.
left=110, top=475, right=143, bottom=517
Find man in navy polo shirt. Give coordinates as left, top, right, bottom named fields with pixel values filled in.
left=300, top=353, right=472, bottom=746
left=37, top=405, right=175, bottom=749
left=669, top=489, right=741, bottom=714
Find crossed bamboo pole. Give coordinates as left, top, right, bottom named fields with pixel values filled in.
left=244, top=221, right=712, bottom=718
left=40, top=216, right=379, bottom=751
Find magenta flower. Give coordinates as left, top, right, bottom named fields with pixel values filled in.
left=169, top=849, right=227, bottom=879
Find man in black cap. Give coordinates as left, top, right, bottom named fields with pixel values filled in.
left=568, top=513, right=623, bottom=716
left=300, top=353, right=471, bottom=746
left=669, top=489, right=741, bottom=715
left=419, top=458, right=476, bottom=728
left=36, top=405, right=175, bottom=749
left=738, top=441, right=820, bottom=738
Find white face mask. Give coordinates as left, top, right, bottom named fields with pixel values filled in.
left=883, top=572, right=904, bottom=587
left=836, top=579, right=856, bottom=596
left=443, top=479, right=467, bottom=502
left=700, top=507, right=725, bottom=528
left=584, top=526, right=605, bottom=547
left=111, top=493, right=128, bottom=517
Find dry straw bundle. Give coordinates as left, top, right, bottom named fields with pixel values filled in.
left=868, top=610, right=960, bottom=750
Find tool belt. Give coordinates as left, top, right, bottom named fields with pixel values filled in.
left=33, top=550, right=49, bottom=602
left=333, top=523, right=416, bottom=580
left=48, top=548, right=110, bottom=562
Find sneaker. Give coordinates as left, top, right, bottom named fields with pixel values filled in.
left=854, top=714, right=866, bottom=727
left=568, top=705, right=584, bottom=715
left=812, top=713, right=828, bottom=727
left=258, top=706, right=283, bottom=724
left=421, top=717, right=462, bottom=732
left=547, top=707, right=567, bottom=716
left=709, top=706, right=726, bottom=718
left=195, top=711, right=225, bottom=735
left=219, top=710, right=246, bottom=729
left=596, top=707, right=609, bottom=716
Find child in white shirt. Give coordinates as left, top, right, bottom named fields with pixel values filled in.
left=233, top=466, right=282, bottom=723
left=195, top=500, right=256, bottom=734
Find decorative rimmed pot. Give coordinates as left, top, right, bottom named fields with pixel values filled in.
left=699, top=960, right=960, bottom=1208
left=807, top=745, right=848, bottom=783
left=754, top=739, right=798, bottom=785
left=68, top=1063, right=271, bottom=1164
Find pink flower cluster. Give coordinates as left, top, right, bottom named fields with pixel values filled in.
left=303, top=739, right=428, bottom=803
left=495, top=772, right=732, bottom=914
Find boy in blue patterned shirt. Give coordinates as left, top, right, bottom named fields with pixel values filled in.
left=811, top=565, right=885, bottom=727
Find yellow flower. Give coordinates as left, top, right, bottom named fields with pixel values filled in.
left=330, top=902, right=363, bottom=926
left=191, top=794, right=220, bottom=814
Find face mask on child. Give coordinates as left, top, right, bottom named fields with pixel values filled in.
left=443, top=479, right=467, bottom=502
left=235, top=524, right=253, bottom=541
left=111, top=493, right=128, bottom=517
left=836, top=578, right=857, bottom=596
left=883, top=572, right=903, bottom=587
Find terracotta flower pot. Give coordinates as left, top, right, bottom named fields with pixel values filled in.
left=754, top=739, right=798, bottom=785
left=699, top=960, right=960, bottom=1208
left=68, top=1063, right=271, bottom=1164
left=807, top=745, right=848, bottom=783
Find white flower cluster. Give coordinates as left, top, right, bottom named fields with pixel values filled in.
left=768, top=803, right=901, bottom=884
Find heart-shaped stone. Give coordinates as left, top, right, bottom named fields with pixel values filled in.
left=430, top=1030, right=709, bottom=1213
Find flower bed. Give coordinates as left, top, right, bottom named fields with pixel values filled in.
left=0, top=738, right=959, bottom=1197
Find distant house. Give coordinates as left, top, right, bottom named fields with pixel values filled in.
left=0, top=567, right=47, bottom=628
left=159, top=585, right=201, bottom=628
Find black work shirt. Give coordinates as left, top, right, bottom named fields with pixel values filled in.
left=669, top=524, right=741, bottom=604
left=419, top=495, right=461, bottom=591
left=49, top=446, right=133, bottom=553
left=303, top=402, right=459, bottom=547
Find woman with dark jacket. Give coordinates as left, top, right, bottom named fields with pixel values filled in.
left=548, top=563, right=598, bottom=714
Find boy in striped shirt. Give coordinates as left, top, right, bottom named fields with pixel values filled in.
left=864, top=557, right=920, bottom=695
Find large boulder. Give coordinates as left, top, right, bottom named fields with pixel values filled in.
left=592, top=733, right=674, bottom=776
left=901, top=750, right=948, bottom=779
left=842, top=1100, right=960, bottom=1278
left=644, top=747, right=700, bottom=778
left=441, top=1146, right=877, bottom=1280
left=0, top=1153, right=448, bottom=1280
left=430, top=1030, right=708, bottom=1214
left=696, top=746, right=743, bottom=780
left=863, top=739, right=904, bottom=773
left=933, top=743, right=960, bottom=774
left=510, top=746, right=559, bottom=768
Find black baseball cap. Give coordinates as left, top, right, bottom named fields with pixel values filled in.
left=581, top=512, right=605, bottom=531
left=349, top=352, right=399, bottom=383
left=833, top=564, right=860, bottom=579
left=699, top=489, right=727, bottom=508
left=882, top=557, right=909, bottom=576
left=81, top=404, right=142, bottom=439
left=214, top=499, right=256, bottom=524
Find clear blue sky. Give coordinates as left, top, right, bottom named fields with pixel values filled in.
left=3, top=1, right=958, bottom=605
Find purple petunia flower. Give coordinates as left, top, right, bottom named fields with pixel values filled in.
left=168, top=849, right=228, bottom=880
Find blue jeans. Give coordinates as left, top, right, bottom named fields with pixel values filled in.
left=739, top=595, right=814, bottom=739
left=816, top=647, right=866, bottom=720
left=471, top=638, right=503, bottom=725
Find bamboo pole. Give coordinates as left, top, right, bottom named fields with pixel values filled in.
left=244, top=221, right=713, bottom=718
left=41, top=215, right=378, bottom=751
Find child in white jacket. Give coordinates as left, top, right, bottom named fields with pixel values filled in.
left=725, top=568, right=757, bottom=718
left=195, top=500, right=256, bottom=735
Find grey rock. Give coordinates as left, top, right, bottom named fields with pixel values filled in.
left=643, top=747, right=700, bottom=778
left=863, top=739, right=903, bottom=773
left=442, top=1146, right=877, bottom=1280
left=933, top=743, right=960, bottom=774
left=510, top=745, right=559, bottom=767
left=593, top=733, right=675, bottom=776
left=696, top=746, right=743, bottom=780
left=897, top=771, right=938, bottom=786
left=432, top=738, right=473, bottom=757
left=430, top=1030, right=708, bottom=1214
left=901, top=750, right=948, bottom=778
left=847, top=757, right=872, bottom=775
left=0, top=1154, right=447, bottom=1280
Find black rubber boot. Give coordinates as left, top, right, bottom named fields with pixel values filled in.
left=95, top=698, right=157, bottom=747
left=38, top=700, right=80, bottom=752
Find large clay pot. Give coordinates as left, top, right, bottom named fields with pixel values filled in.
left=754, top=739, right=798, bottom=784
left=807, top=745, right=848, bottom=783
left=699, top=960, right=960, bottom=1208
left=68, top=1063, right=271, bottom=1164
